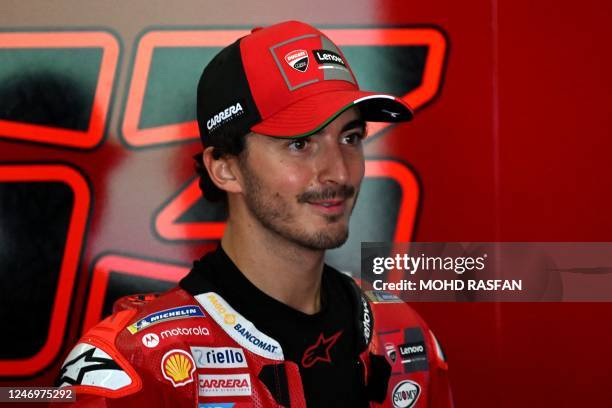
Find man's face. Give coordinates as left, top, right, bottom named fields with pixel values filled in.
left=237, top=106, right=365, bottom=250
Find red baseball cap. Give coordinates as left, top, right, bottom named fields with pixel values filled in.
left=197, top=20, right=413, bottom=143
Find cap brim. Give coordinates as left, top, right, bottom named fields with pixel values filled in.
left=250, top=90, right=413, bottom=138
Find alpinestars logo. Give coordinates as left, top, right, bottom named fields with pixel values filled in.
left=284, top=49, right=309, bottom=72
left=58, top=348, right=120, bottom=386
left=57, top=343, right=131, bottom=390
left=301, top=331, right=342, bottom=368
left=382, top=109, right=400, bottom=118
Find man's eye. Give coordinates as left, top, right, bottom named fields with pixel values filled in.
left=341, top=133, right=364, bottom=145
left=288, top=138, right=309, bottom=151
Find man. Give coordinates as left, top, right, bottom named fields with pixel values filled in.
left=57, top=21, right=452, bottom=407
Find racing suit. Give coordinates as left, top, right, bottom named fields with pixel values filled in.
left=56, top=252, right=453, bottom=407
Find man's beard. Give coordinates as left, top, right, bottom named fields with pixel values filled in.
left=240, top=166, right=357, bottom=251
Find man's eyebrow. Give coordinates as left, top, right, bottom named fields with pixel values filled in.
left=340, top=119, right=367, bottom=133
left=265, top=119, right=367, bottom=141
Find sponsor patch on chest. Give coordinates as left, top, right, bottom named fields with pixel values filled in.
left=127, top=305, right=205, bottom=334
left=198, top=373, right=252, bottom=397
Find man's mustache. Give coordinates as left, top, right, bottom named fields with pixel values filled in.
left=297, top=185, right=356, bottom=203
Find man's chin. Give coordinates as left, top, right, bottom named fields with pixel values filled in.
left=298, top=226, right=349, bottom=250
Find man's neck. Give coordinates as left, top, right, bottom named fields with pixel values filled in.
left=220, top=218, right=325, bottom=315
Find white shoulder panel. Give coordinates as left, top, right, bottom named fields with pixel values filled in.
left=195, top=292, right=284, bottom=361
left=57, top=342, right=132, bottom=390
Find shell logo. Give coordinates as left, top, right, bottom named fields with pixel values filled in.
left=161, top=349, right=195, bottom=387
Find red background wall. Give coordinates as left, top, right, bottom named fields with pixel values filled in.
left=1, top=0, right=611, bottom=406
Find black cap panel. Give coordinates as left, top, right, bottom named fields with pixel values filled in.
left=196, top=38, right=262, bottom=145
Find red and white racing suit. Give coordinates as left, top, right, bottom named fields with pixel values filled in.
left=56, top=280, right=453, bottom=407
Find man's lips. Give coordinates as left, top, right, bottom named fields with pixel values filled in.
left=306, top=199, right=347, bottom=215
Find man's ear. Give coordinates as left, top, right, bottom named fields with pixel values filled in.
left=202, top=147, right=243, bottom=194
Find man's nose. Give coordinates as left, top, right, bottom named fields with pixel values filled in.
left=316, top=143, right=350, bottom=185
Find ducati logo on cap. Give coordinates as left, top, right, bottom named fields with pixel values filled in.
left=284, top=49, right=309, bottom=72
left=385, top=343, right=398, bottom=364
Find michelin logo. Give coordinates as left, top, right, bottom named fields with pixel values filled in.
left=127, top=306, right=205, bottom=334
